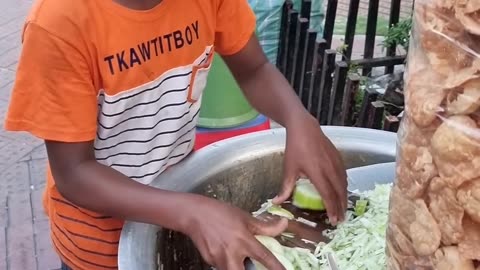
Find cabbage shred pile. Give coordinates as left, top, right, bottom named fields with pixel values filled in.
left=253, top=184, right=392, bottom=270
left=315, top=184, right=391, bottom=270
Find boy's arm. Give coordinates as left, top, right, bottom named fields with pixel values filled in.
left=222, top=35, right=348, bottom=223
left=46, top=140, right=194, bottom=230
left=211, top=0, right=347, bottom=222
left=220, top=36, right=307, bottom=130
left=46, top=140, right=287, bottom=270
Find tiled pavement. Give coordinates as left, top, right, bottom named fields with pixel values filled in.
left=0, top=1, right=410, bottom=270
left=0, top=0, right=61, bottom=269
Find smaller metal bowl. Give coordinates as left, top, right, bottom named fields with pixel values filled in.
left=347, top=162, right=396, bottom=191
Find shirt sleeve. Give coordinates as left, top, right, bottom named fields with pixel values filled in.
left=4, top=22, right=98, bottom=142
left=214, top=0, right=256, bottom=56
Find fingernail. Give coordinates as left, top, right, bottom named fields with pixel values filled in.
left=331, top=216, right=338, bottom=225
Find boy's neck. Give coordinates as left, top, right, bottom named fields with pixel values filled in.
left=113, top=0, right=163, bottom=10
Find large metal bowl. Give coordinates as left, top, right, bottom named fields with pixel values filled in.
left=118, top=127, right=397, bottom=270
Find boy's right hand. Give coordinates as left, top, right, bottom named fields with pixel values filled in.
left=182, top=195, right=288, bottom=270
left=46, top=140, right=287, bottom=269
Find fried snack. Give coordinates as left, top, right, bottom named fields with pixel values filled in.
left=400, top=117, right=440, bottom=146
left=404, top=70, right=447, bottom=127
left=457, top=180, right=480, bottom=223
left=435, top=0, right=455, bottom=9
left=455, top=0, right=480, bottom=35
left=428, top=177, right=465, bottom=245
left=445, top=62, right=480, bottom=89
left=386, top=0, right=480, bottom=268
left=430, top=115, right=480, bottom=187
left=458, top=216, right=480, bottom=260
left=433, top=246, right=475, bottom=270
left=410, top=200, right=443, bottom=256
left=389, top=187, right=441, bottom=256
left=386, top=230, right=435, bottom=270
left=417, top=4, right=475, bottom=75
left=447, top=79, right=480, bottom=115
left=387, top=223, right=416, bottom=257
left=394, top=118, right=439, bottom=199
left=395, top=144, right=437, bottom=198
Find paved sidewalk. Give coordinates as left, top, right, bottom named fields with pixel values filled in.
left=0, top=0, right=61, bottom=269
left=337, top=0, right=413, bottom=18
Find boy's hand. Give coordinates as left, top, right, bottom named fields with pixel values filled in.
left=45, top=139, right=287, bottom=270
left=223, top=35, right=347, bottom=224
left=183, top=195, right=288, bottom=270
left=273, top=114, right=348, bottom=224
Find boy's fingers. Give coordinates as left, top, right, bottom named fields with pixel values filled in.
left=273, top=164, right=297, bottom=204
left=325, top=166, right=347, bottom=220
left=249, top=217, right=288, bottom=237
left=249, top=242, right=286, bottom=270
left=309, top=171, right=339, bottom=225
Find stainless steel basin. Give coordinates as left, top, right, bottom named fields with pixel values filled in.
left=118, top=126, right=397, bottom=270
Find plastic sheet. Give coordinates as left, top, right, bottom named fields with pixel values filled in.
left=248, top=0, right=325, bottom=64
left=385, top=0, right=480, bottom=269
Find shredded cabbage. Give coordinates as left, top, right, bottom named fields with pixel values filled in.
left=253, top=236, right=320, bottom=270
left=268, top=205, right=295, bottom=220
left=315, top=184, right=391, bottom=270
left=253, top=184, right=391, bottom=270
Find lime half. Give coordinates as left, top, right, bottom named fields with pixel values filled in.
left=292, top=179, right=325, bottom=211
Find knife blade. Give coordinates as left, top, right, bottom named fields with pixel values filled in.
left=244, top=258, right=257, bottom=270
left=327, top=252, right=340, bottom=270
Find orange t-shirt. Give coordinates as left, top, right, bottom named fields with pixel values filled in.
left=4, top=0, right=255, bottom=269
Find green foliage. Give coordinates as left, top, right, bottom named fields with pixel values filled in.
left=354, top=87, right=364, bottom=112
left=382, top=18, right=412, bottom=52
left=348, top=63, right=360, bottom=75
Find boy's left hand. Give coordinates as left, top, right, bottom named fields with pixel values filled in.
left=272, top=114, right=348, bottom=224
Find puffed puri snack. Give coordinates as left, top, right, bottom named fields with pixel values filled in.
left=385, top=0, right=480, bottom=269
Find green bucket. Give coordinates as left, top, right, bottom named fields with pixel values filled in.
left=198, top=54, right=258, bottom=128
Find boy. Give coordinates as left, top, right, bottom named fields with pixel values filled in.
left=5, top=0, right=347, bottom=269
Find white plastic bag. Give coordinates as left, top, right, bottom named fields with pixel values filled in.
left=248, top=0, right=325, bottom=64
